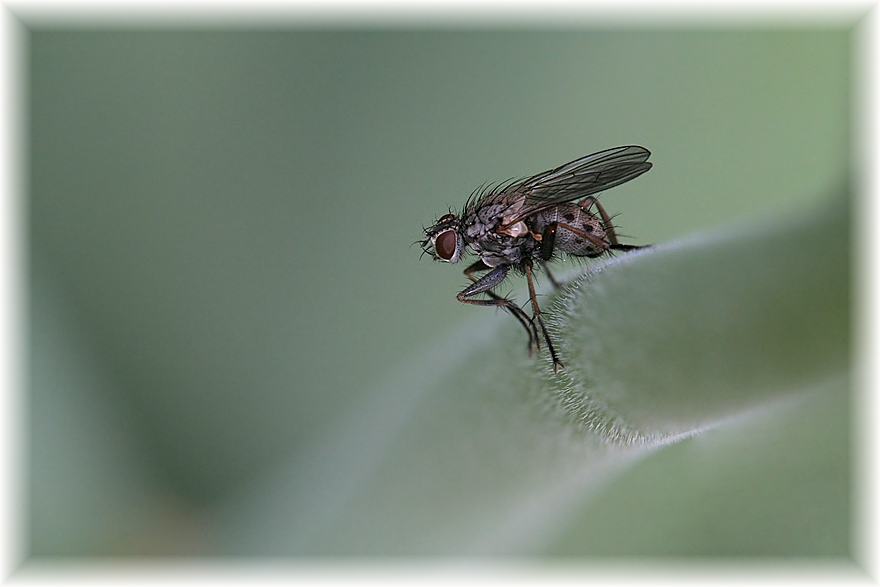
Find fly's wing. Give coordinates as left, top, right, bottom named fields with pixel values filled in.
left=504, top=145, right=651, bottom=224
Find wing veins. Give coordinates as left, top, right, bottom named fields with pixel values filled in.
left=503, top=146, right=652, bottom=225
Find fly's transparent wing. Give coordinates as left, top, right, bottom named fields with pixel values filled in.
left=506, top=146, right=651, bottom=223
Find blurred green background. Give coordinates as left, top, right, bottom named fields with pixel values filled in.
left=28, top=28, right=851, bottom=556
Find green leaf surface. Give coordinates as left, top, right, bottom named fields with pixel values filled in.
left=212, top=191, right=850, bottom=556
left=548, top=192, right=848, bottom=442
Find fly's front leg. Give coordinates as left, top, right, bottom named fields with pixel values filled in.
left=523, top=259, right=563, bottom=372
left=459, top=261, right=539, bottom=355
left=463, top=261, right=536, bottom=343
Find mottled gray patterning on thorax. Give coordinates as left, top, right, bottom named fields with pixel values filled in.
left=464, top=199, right=538, bottom=268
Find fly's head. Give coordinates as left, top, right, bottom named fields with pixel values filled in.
left=420, top=212, right=465, bottom=264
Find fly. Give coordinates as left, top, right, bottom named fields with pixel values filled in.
left=419, top=145, right=652, bottom=372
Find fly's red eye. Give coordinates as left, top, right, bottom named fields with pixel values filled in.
left=435, top=230, right=457, bottom=260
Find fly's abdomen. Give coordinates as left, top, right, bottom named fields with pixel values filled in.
left=532, top=203, right=608, bottom=257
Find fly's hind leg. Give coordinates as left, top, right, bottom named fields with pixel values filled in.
left=541, top=262, right=561, bottom=289
left=461, top=261, right=540, bottom=355
left=538, top=221, right=605, bottom=289
left=540, top=220, right=611, bottom=259
left=579, top=196, right=646, bottom=252
left=578, top=196, right=620, bottom=245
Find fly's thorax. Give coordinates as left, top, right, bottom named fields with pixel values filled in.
left=464, top=201, right=506, bottom=237
left=462, top=210, right=537, bottom=267
left=531, top=203, right=608, bottom=257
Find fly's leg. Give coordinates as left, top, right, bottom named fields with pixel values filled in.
left=539, top=220, right=611, bottom=260
left=538, top=223, right=559, bottom=261
left=523, top=259, right=563, bottom=372
left=459, top=261, right=539, bottom=355
left=464, top=261, right=540, bottom=351
left=579, top=196, right=645, bottom=252
left=578, top=196, right=620, bottom=245
left=541, top=262, right=561, bottom=289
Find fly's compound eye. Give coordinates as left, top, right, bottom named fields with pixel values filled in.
left=434, top=229, right=458, bottom=261
left=422, top=212, right=461, bottom=263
